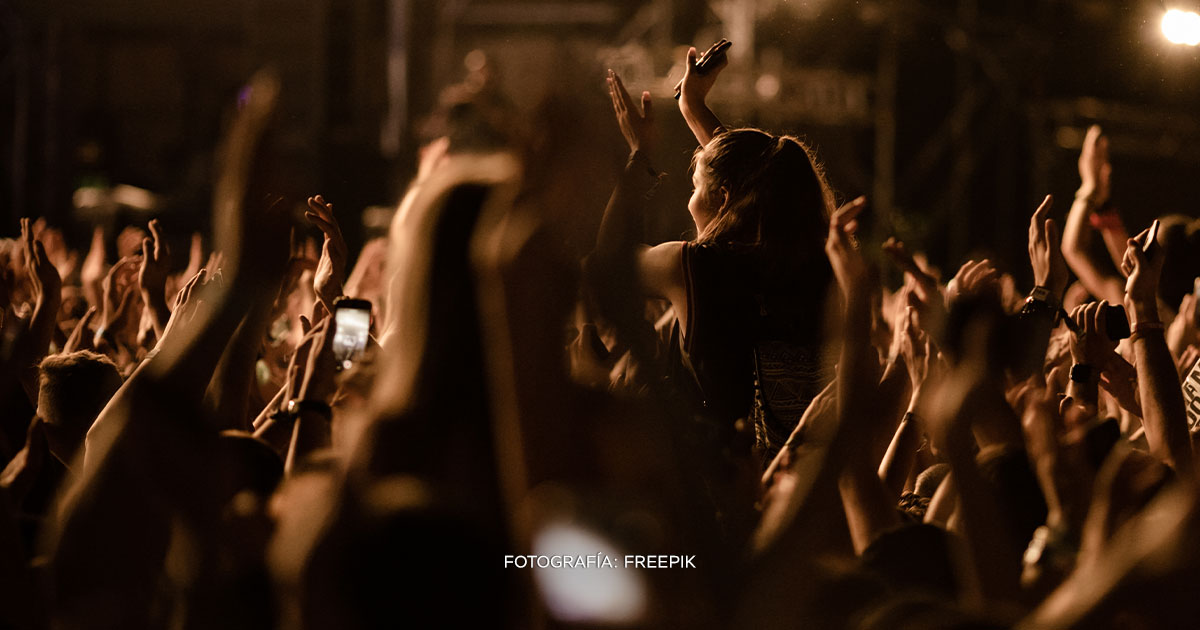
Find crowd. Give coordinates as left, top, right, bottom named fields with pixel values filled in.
left=1, top=42, right=1199, bottom=629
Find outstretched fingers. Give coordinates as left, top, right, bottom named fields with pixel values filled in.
left=1030, top=194, right=1053, bottom=239
left=832, top=196, right=867, bottom=230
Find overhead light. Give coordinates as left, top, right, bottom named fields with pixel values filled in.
left=1162, top=8, right=1200, bottom=46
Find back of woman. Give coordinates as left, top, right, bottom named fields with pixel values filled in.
left=674, top=129, right=836, bottom=461
left=594, top=60, right=837, bottom=484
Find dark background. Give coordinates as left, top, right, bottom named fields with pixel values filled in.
left=2, top=0, right=1198, bottom=282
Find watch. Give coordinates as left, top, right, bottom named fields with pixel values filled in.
left=286, top=399, right=333, bottom=421
left=1027, top=286, right=1060, bottom=310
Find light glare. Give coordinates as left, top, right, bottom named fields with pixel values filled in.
left=1162, top=9, right=1200, bottom=46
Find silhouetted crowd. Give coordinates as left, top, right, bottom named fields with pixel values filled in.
left=2, top=45, right=1200, bottom=630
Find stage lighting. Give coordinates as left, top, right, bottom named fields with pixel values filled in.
left=1162, top=8, right=1200, bottom=46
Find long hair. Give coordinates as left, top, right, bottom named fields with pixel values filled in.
left=694, top=129, right=835, bottom=269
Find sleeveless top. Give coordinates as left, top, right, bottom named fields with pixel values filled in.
left=669, top=241, right=833, bottom=464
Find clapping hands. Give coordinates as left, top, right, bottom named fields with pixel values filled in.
left=306, top=195, right=347, bottom=312
left=606, top=69, right=656, bottom=154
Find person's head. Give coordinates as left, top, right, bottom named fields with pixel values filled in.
left=1155, top=214, right=1200, bottom=309
left=37, top=351, right=122, bottom=464
left=689, top=129, right=835, bottom=256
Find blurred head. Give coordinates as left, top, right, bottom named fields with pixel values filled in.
left=1156, top=214, right=1200, bottom=309
left=37, top=351, right=122, bottom=464
left=690, top=129, right=834, bottom=256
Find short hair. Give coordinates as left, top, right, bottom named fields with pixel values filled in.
left=38, top=350, right=121, bottom=431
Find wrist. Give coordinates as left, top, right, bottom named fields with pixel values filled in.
left=678, top=93, right=706, bottom=111
left=1069, top=363, right=1100, bottom=386
left=1075, top=185, right=1105, bottom=206
left=1027, top=285, right=1062, bottom=310
left=1127, top=301, right=1160, bottom=326
left=908, top=387, right=925, bottom=412
left=285, top=398, right=332, bottom=422
left=298, top=379, right=336, bottom=406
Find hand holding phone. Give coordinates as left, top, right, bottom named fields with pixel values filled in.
left=1144, top=218, right=1160, bottom=254
left=674, top=39, right=732, bottom=100
left=332, top=297, right=371, bottom=370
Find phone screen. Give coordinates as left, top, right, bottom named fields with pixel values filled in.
left=333, top=305, right=370, bottom=369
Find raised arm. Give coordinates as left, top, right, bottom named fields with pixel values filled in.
left=137, top=219, right=172, bottom=338
left=823, top=198, right=905, bottom=554
left=1061, top=125, right=1125, bottom=304
left=879, top=306, right=937, bottom=496
left=677, top=42, right=729, bottom=148
left=9, top=218, right=63, bottom=404
left=1014, top=195, right=1070, bottom=380
left=46, top=70, right=288, bottom=628
left=1122, top=223, right=1193, bottom=475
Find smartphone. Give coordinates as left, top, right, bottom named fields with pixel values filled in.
left=1104, top=303, right=1130, bottom=341
left=332, top=297, right=372, bottom=369
left=695, top=38, right=731, bottom=75
left=1144, top=218, right=1160, bottom=253
left=674, top=39, right=732, bottom=99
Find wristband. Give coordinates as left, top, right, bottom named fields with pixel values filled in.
left=1027, top=286, right=1061, bottom=310
left=1130, top=321, right=1164, bottom=342
left=1088, top=209, right=1123, bottom=232
left=286, top=399, right=333, bottom=421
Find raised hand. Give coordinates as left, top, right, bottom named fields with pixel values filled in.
left=20, top=217, right=61, bottom=308
left=1067, top=301, right=1120, bottom=369
left=1077, top=124, right=1111, bottom=205
left=946, top=259, right=1001, bottom=305
left=1028, top=194, right=1067, bottom=298
left=899, top=306, right=938, bottom=394
left=63, top=306, right=98, bottom=353
left=95, top=255, right=140, bottom=350
left=606, top=69, right=656, bottom=153
left=33, top=218, right=78, bottom=282
left=137, top=219, right=172, bottom=336
left=675, top=39, right=731, bottom=106
left=157, top=268, right=210, bottom=345
left=825, top=196, right=867, bottom=299
left=1121, top=221, right=1163, bottom=326
left=306, top=195, right=347, bottom=311
left=882, top=237, right=938, bottom=302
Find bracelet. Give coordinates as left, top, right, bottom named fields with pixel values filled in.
left=1088, top=209, right=1123, bottom=232
left=1129, top=321, right=1164, bottom=343
left=1132, top=320, right=1164, bottom=332
left=286, top=399, right=333, bottom=421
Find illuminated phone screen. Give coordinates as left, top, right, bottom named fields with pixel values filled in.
left=333, top=307, right=370, bottom=368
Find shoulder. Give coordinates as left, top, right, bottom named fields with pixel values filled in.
left=639, top=242, right=686, bottom=296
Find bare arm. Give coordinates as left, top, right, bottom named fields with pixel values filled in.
left=1122, top=226, right=1193, bottom=474
left=137, top=219, right=172, bottom=338
left=823, top=198, right=904, bottom=554
left=10, top=219, right=63, bottom=404
left=1061, top=126, right=1125, bottom=304
left=677, top=44, right=728, bottom=147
